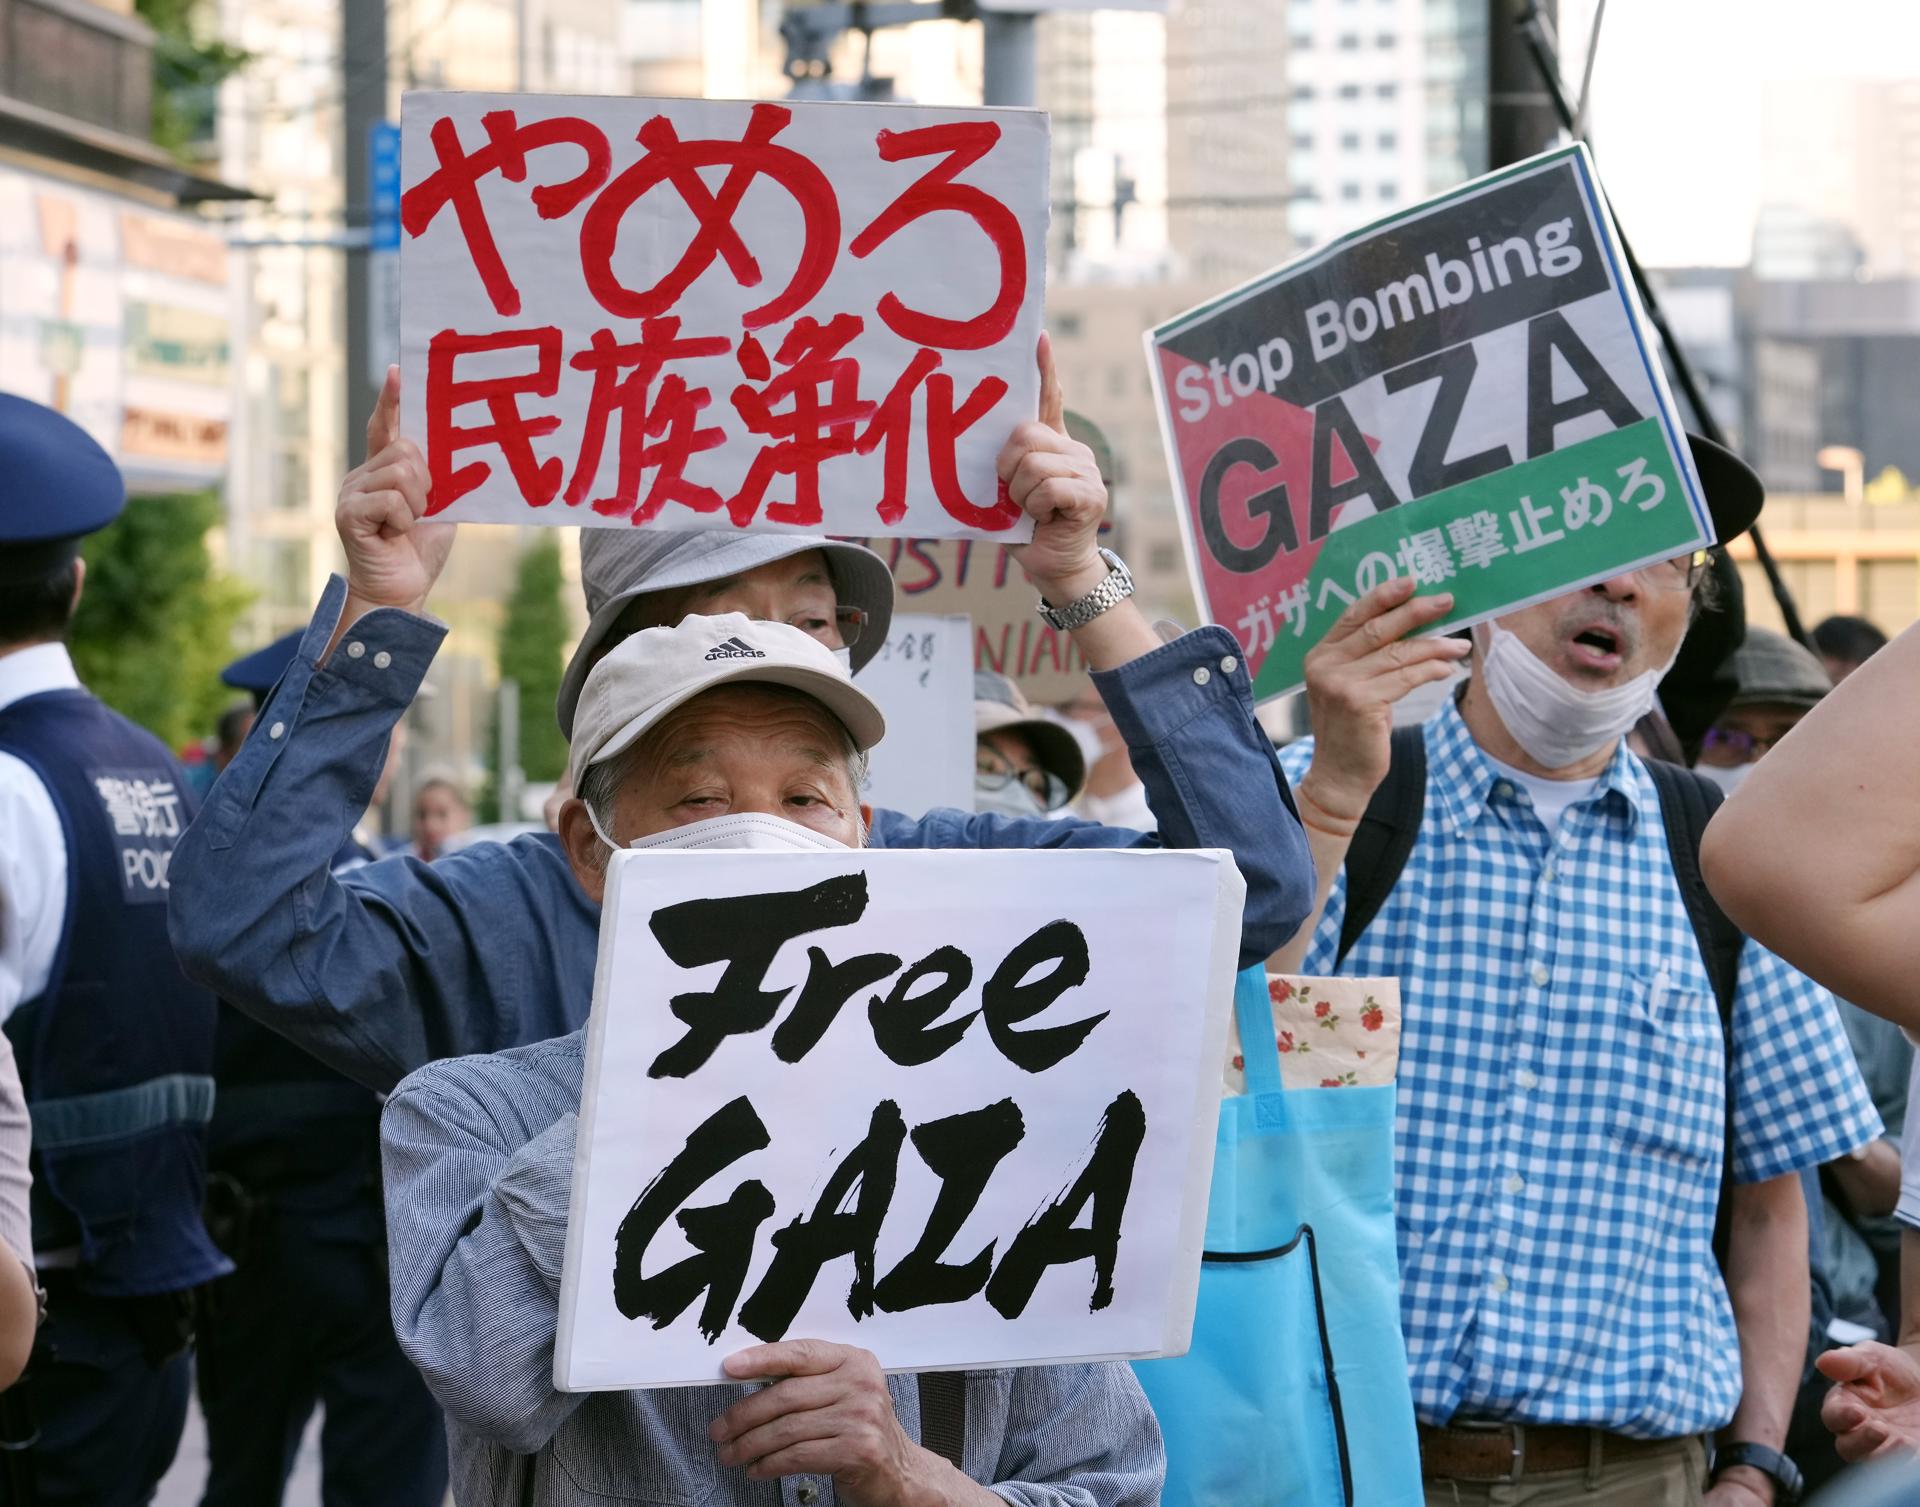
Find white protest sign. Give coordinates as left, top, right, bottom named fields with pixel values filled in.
left=853, top=614, right=975, bottom=818
left=555, top=848, right=1245, bottom=1390
left=398, top=92, right=1047, bottom=540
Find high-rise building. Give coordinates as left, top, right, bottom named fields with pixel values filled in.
left=1759, top=77, right=1920, bottom=279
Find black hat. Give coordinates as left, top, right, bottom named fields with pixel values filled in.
left=0, top=393, right=125, bottom=584
left=1687, top=434, right=1764, bottom=545
left=221, top=630, right=303, bottom=706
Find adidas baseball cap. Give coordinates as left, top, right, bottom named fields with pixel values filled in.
left=570, top=612, right=887, bottom=777
left=557, top=529, right=897, bottom=738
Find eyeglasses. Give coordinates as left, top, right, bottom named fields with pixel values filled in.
left=975, top=746, right=1070, bottom=811
left=780, top=604, right=868, bottom=649
left=1700, top=726, right=1783, bottom=762
left=1639, top=549, right=1712, bottom=593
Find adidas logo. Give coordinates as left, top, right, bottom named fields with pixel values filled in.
left=704, top=636, right=767, bottom=661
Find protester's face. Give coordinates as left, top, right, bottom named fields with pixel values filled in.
left=976, top=729, right=1059, bottom=810
left=560, top=685, right=863, bottom=902
left=412, top=786, right=469, bottom=855
left=1489, top=561, right=1695, bottom=691
left=616, top=551, right=850, bottom=653
left=1698, top=702, right=1808, bottom=767
left=1820, top=653, right=1864, bottom=686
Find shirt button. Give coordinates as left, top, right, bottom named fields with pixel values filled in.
left=373, top=650, right=393, bottom=670
left=268, top=721, right=286, bottom=740
left=1541, top=861, right=1556, bottom=882
left=1515, top=1068, right=1538, bottom=1089
left=1490, top=1271, right=1510, bottom=1295
left=1192, top=666, right=1211, bottom=686
left=1504, top=1173, right=1525, bottom=1195
left=1529, top=964, right=1550, bottom=988
left=1220, top=654, right=1238, bottom=674
left=346, top=640, right=365, bottom=659
left=797, top=1487, right=820, bottom=1505
left=1494, top=780, right=1512, bottom=798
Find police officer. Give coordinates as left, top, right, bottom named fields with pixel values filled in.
left=193, top=634, right=445, bottom=1507
left=0, top=394, right=229, bottom=1504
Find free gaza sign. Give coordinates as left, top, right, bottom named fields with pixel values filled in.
left=1148, top=145, right=1713, bottom=701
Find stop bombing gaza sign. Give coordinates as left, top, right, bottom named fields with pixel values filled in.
left=1147, top=145, right=1714, bottom=701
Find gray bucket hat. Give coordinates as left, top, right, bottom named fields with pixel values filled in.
left=557, top=529, right=896, bottom=737
left=974, top=670, right=1088, bottom=803
left=1725, top=627, right=1831, bottom=710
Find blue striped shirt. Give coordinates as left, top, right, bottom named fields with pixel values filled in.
left=1279, top=698, right=1879, bottom=1437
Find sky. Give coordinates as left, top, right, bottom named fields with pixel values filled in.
left=1566, top=0, right=1920, bottom=266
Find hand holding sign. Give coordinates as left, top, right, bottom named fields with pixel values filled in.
left=330, top=367, right=454, bottom=652
left=713, top=1341, right=983, bottom=1503
left=1295, top=578, right=1469, bottom=826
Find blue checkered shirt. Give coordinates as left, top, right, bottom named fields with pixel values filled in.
left=1278, top=699, right=1880, bottom=1438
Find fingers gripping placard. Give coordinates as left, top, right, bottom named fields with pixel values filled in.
left=399, top=93, right=1047, bottom=540
left=555, top=849, right=1245, bottom=1390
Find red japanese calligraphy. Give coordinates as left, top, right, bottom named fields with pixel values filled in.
left=728, top=314, right=875, bottom=528
left=580, top=103, right=840, bottom=331
left=849, top=122, right=1026, bottom=351
left=424, top=328, right=566, bottom=511
left=566, top=320, right=732, bottom=522
left=402, top=112, right=611, bottom=317
left=856, top=349, right=1018, bottom=530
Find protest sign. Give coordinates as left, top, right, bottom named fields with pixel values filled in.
left=848, top=536, right=1094, bottom=704
left=851, top=614, right=976, bottom=818
left=554, top=848, right=1245, bottom=1390
left=1148, top=144, right=1712, bottom=701
left=398, top=91, right=1047, bottom=540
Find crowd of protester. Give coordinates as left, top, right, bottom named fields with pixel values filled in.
left=0, top=333, right=1917, bottom=1507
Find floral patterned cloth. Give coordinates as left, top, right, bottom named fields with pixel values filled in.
left=1222, top=975, right=1402, bottom=1096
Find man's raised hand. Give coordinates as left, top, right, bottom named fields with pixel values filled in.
left=335, top=365, right=452, bottom=621
left=998, top=332, right=1108, bottom=607
left=1819, top=1342, right=1920, bottom=1463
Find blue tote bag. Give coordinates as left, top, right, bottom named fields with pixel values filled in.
left=1134, top=966, right=1423, bottom=1506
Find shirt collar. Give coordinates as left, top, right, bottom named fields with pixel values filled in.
left=1424, top=692, right=1652, bottom=836
left=0, top=643, right=79, bottom=715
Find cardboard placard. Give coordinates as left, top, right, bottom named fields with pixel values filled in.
left=399, top=92, right=1048, bottom=541
left=852, top=613, right=976, bottom=818
left=1148, top=145, right=1711, bottom=701
left=555, top=848, right=1245, bottom=1389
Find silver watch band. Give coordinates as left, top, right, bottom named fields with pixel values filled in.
left=1036, top=548, right=1135, bottom=632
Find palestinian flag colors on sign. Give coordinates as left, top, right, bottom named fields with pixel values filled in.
left=1147, top=144, right=1713, bottom=703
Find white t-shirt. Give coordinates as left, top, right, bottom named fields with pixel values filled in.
left=1482, top=752, right=1601, bottom=836
left=1896, top=1052, right=1920, bottom=1230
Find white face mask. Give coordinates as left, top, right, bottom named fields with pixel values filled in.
left=1695, top=761, right=1752, bottom=796
left=1474, top=620, right=1679, bottom=770
left=587, top=807, right=850, bottom=853
left=831, top=646, right=853, bottom=672
left=974, top=774, right=1046, bottom=820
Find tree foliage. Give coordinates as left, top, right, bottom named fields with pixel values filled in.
left=491, top=534, right=572, bottom=808
left=136, top=0, right=250, bottom=158
left=68, top=491, right=252, bottom=752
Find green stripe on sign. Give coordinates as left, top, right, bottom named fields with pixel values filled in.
left=1251, top=418, right=1701, bottom=699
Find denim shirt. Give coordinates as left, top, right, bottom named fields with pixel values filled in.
left=381, top=1032, right=1166, bottom=1507
left=169, top=576, right=1312, bottom=1095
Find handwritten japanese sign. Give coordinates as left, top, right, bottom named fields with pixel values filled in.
left=554, top=849, right=1245, bottom=1389
left=399, top=92, right=1048, bottom=540
left=854, top=614, right=976, bottom=818
left=1148, top=145, right=1712, bottom=701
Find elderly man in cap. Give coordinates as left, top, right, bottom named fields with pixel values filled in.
left=1271, top=439, right=1880, bottom=1507
left=186, top=634, right=448, bottom=1507
left=170, top=353, right=1314, bottom=1096
left=381, top=610, right=1163, bottom=1507
left=0, top=394, right=228, bottom=1504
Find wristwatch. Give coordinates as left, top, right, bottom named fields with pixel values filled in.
left=1711, top=1442, right=1803, bottom=1504
left=1036, top=548, right=1136, bottom=632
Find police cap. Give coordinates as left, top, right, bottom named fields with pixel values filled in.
left=0, top=393, right=125, bottom=584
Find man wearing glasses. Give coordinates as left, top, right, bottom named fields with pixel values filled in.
left=1267, top=436, right=1880, bottom=1507
left=971, top=670, right=1086, bottom=819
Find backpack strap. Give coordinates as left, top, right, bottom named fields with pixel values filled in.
left=916, top=1371, right=967, bottom=1470
left=1336, top=726, right=1429, bottom=969
left=1642, top=757, right=1745, bottom=1267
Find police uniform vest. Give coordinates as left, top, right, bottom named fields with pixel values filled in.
left=0, top=687, right=229, bottom=1296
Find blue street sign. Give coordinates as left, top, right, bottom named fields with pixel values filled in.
left=370, top=121, right=402, bottom=251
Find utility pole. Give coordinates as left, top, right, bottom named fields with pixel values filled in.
left=1487, top=0, right=1558, bottom=169
left=342, top=0, right=386, bottom=474
left=980, top=9, right=1037, bottom=108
